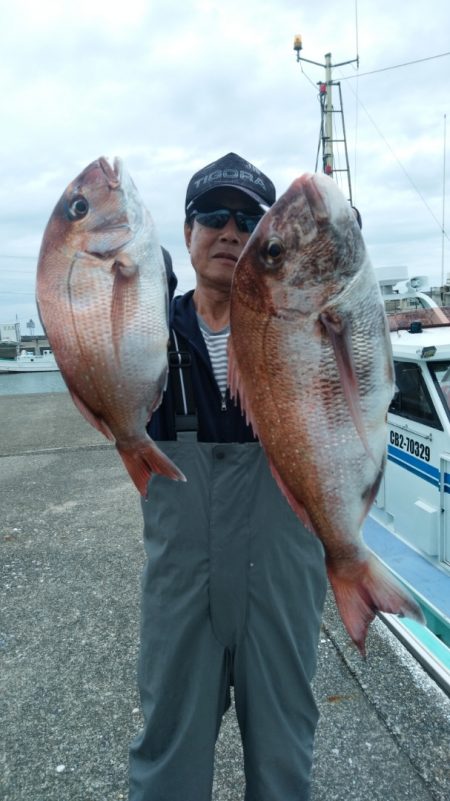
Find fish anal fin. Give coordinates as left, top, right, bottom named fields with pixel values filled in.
left=116, top=439, right=186, bottom=496
left=69, top=388, right=115, bottom=441
left=320, top=310, right=376, bottom=464
left=111, top=255, right=139, bottom=362
left=327, top=553, right=425, bottom=656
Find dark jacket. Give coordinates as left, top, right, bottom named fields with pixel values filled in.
left=147, top=291, right=257, bottom=443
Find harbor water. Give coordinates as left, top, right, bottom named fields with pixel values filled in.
left=0, top=370, right=66, bottom=396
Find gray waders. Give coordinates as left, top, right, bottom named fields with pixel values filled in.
left=129, top=439, right=327, bottom=801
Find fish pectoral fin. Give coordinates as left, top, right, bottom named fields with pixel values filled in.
left=360, top=457, right=385, bottom=523
left=320, top=310, right=376, bottom=464
left=69, top=389, right=115, bottom=441
left=116, top=439, right=186, bottom=496
left=113, top=253, right=138, bottom=278
left=111, top=256, right=139, bottom=362
left=327, top=553, right=425, bottom=657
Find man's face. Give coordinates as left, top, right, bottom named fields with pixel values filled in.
left=184, top=188, right=262, bottom=292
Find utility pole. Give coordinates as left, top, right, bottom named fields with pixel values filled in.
left=293, top=35, right=358, bottom=203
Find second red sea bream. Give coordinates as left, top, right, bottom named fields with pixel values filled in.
left=229, top=172, right=424, bottom=654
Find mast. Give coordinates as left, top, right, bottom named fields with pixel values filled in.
left=293, top=36, right=358, bottom=204
left=323, top=53, right=333, bottom=175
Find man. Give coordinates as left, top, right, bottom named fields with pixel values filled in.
left=129, top=153, right=327, bottom=801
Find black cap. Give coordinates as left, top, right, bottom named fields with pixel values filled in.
left=185, top=152, right=276, bottom=212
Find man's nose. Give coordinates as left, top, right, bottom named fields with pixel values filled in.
left=219, top=218, right=241, bottom=240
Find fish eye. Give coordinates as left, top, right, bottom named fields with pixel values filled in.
left=66, top=195, right=89, bottom=221
left=262, top=237, right=285, bottom=268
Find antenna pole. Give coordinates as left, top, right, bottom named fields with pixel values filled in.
left=324, top=53, right=333, bottom=174
left=442, top=113, right=447, bottom=287
left=293, top=36, right=359, bottom=203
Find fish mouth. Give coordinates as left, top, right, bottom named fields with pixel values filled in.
left=99, top=156, right=122, bottom=189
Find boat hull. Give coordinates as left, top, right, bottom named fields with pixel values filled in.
left=0, top=356, right=59, bottom=373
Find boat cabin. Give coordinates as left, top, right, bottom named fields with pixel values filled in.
left=372, top=310, right=450, bottom=572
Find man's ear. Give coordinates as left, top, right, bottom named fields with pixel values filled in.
left=184, top=221, right=192, bottom=251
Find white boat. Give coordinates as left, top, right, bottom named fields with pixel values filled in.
left=369, top=275, right=449, bottom=571
left=0, top=349, right=59, bottom=373
left=363, top=279, right=450, bottom=682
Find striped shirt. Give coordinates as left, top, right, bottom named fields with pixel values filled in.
left=197, top=315, right=230, bottom=397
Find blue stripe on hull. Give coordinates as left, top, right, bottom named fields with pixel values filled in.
left=387, top=444, right=440, bottom=488
left=445, top=472, right=450, bottom=494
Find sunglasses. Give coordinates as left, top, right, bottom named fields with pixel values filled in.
left=189, top=207, right=263, bottom=234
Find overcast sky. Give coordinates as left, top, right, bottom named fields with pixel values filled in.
left=0, top=0, right=449, bottom=334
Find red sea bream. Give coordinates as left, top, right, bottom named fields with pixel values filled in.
left=229, top=172, right=424, bottom=654
left=36, top=157, right=185, bottom=495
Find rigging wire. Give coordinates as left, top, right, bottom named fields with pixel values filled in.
left=340, top=51, right=450, bottom=80
left=0, top=254, right=37, bottom=260
left=298, top=61, right=319, bottom=92
left=442, top=114, right=447, bottom=285
left=343, top=77, right=449, bottom=241
left=297, top=29, right=448, bottom=241
left=354, top=0, right=359, bottom=62
left=353, top=0, right=360, bottom=196
left=0, top=290, right=36, bottom=296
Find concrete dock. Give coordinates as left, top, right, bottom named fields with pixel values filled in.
left=0, top=392, right=449, bottom=801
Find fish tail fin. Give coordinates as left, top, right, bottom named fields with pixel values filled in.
left=327, top=554, right=425, bottom=657
left=116, top=440, right=186, bottom=496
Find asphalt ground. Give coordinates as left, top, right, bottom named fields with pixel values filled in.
left=1, top=392, right=449, bottom=801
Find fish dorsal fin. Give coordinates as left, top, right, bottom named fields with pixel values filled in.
left=227, top=336, right=259, bottom=436
left=68, top=388, right=115, bottom=442
left=111, top=255, right=139, bottom=363
left=320, top=310, right=377, bottom=464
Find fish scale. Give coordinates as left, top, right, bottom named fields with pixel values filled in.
left=229, top=171, right=424, bottom=655
left=36, top=156, right=185, bottom=495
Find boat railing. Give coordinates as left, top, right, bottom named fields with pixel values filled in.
left=387, top=306, right=450, bottom=332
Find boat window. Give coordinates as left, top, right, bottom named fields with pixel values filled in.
left=389, top=361, right=443, bottom=429
left=428, top=361, right=450, bottom=421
